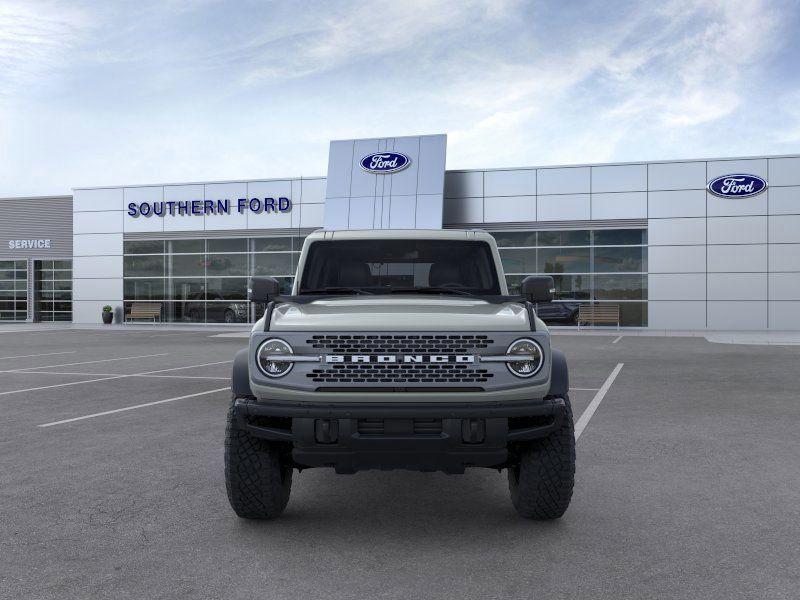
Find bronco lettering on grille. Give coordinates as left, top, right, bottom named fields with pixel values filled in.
left=325, top=354, right=475, bottom=364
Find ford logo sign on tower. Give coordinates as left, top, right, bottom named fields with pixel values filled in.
left=360, top=152, right=411, bottom=174
left=707, top=174, right=768, bottom=198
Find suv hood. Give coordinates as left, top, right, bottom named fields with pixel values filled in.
left=269, top=295, right=531, bottom=332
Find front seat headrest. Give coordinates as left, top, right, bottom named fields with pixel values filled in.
left=337, top=261, right=372, bottom=287
left=429, top=262, right=462, bottom=287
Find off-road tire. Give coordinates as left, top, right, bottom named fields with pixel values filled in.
left=225, top=397, right=292, bottom=519
left=508, top=395, right=575, bottom=519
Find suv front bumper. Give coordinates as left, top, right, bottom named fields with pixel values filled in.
left=233, top=396, right=566, bottom=474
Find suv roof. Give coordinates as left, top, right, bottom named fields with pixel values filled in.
left=303, top=229, right=496, bottom=243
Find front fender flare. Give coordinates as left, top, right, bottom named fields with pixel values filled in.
left=231, top=347, right=254, bottom=398
left=547, top=348, right=569, bottom=397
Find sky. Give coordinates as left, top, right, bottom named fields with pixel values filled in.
left=0, top=0, right=799, bottom=197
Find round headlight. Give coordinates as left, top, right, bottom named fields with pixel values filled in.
left=506, top=338, right=544, bottom=378
left=256, top=338, right=293, bottom=378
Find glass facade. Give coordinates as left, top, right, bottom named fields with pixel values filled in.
left=0, top=260, right=28, bottom=321
left=494, top=228, right=648, bottom=326
left=122, top=237, right=304, bottom=323
left=35, top=260, right=73, bottom=322
left=122, top=228, right=646, bottom=326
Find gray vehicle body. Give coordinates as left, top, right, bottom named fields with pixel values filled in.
left=242, top=230, right=555, bottom=401
left=231, top=229, right=568, bottom=474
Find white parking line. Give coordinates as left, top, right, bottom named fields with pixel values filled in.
left=146, top=333, right=198, bottom=338
left=0, top=351, right=77, bottom=360
left=574, top=363, right=624, bottom=441
left=0, top=360, right=233, bottom=397
left=0, top=329, right=76, bottom=335
left=6, top=370, right=229, bottom=380
left=0, top=353, right=170, bottom=373
left=124, top=374, right=230, bottom=380
left=210, top=332, right=250, bottom=338
left=38, top=387, right=231, bottom=427
left=611, top=335, right=623, bottom=344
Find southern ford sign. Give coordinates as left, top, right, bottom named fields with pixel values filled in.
left=127, top=197, right=291, bottom=217
left=707, top=174, right=767, bottom=198
left=360, top=152, right=411, bottom=174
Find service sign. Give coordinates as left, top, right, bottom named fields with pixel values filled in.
left=360, top=152, right=411, bottom=174
left=707, top=174, right=767, bottom=198
left=8, top=239, right=51, bottom=249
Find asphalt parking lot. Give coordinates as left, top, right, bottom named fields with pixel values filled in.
left=1, top=327, right=798, bottom=599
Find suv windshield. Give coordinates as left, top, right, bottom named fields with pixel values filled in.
left=298, top=239, right=502, bottom=295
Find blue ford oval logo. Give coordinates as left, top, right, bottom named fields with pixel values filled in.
left=360, top=152, right=411, bottom=174
left=707, top=174, right=767, bottom=198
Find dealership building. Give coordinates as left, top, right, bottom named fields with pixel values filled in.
left=1, top=133, right=799, bottom=330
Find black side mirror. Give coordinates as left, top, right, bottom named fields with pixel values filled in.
left=521, top=275, right=555, bottom=303
left=248, top=276, right=281, bottom=303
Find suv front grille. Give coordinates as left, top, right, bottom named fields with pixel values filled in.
left=303, top=334, right=496, bottom=386
left=307, top=363, right=493, bottom=384
left=306, top=334, right=493, bottom=354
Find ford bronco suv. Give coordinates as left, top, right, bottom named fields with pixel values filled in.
left=225, top=229, right=575, bottom=520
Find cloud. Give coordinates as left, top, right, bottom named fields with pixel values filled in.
left=240, top=0, right=518, bottom=85
left=770, top=89, right=800, bottom=146
left=445, top=0, right=785, bottom=167
left=0, top=0, right=796, bottom=196
left=0, top=1, right=89, bottom=99
left=603, top=0, right=780, bottom=128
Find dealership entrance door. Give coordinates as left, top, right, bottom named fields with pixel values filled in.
left=33, top=260, right=73, bottom=322
left=0, top=260, right=28, bottom=321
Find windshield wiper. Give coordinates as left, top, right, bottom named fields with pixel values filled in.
left=299, top=287, right=374, bottom=295
left=389, top=286, right=478, bottom=298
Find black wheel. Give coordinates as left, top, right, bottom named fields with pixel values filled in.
left=224, top=309, right=235, bottom=323
left=225, top=397, right=292, bottom=519
left=508, top=395, right=575, bottom=519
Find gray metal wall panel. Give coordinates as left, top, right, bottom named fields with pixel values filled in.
left=444, top=171, right=483, bottom=198
left=483, top=169, right=535, bottom=197
left=769, top=157, right=800, bottom=186
left=591, top=164, right=647, bottom=193
left=707, top=158, right=768, bottom=181
left=537, top=167, right=590, bottom=195
left=418, top=136, right=448, bottom=195
left=389, top=137, right=422, bottom=196
left=483, top=196, right=536, bottom=223
left=769, top=186, right=800, bottom=215
left=591, top=192, right=647, bottom=220
left=325, top=140, right=355, bottom=198
left=537, top=193, right=590, bottom=221
left=443, top=218, right=647, bottom=230
left=325, top=134, right=446, bottom=230
left=0, top=196, right=73, bottom=259
left=647, top=161, right=707, bottom=191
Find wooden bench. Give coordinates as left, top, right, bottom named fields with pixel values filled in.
left=125, top=302, right=162, bottom=323
left=577, top=304, right=620, bottom=330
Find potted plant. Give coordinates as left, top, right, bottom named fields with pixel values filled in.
left=102, top=305, right=113, bottom=325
